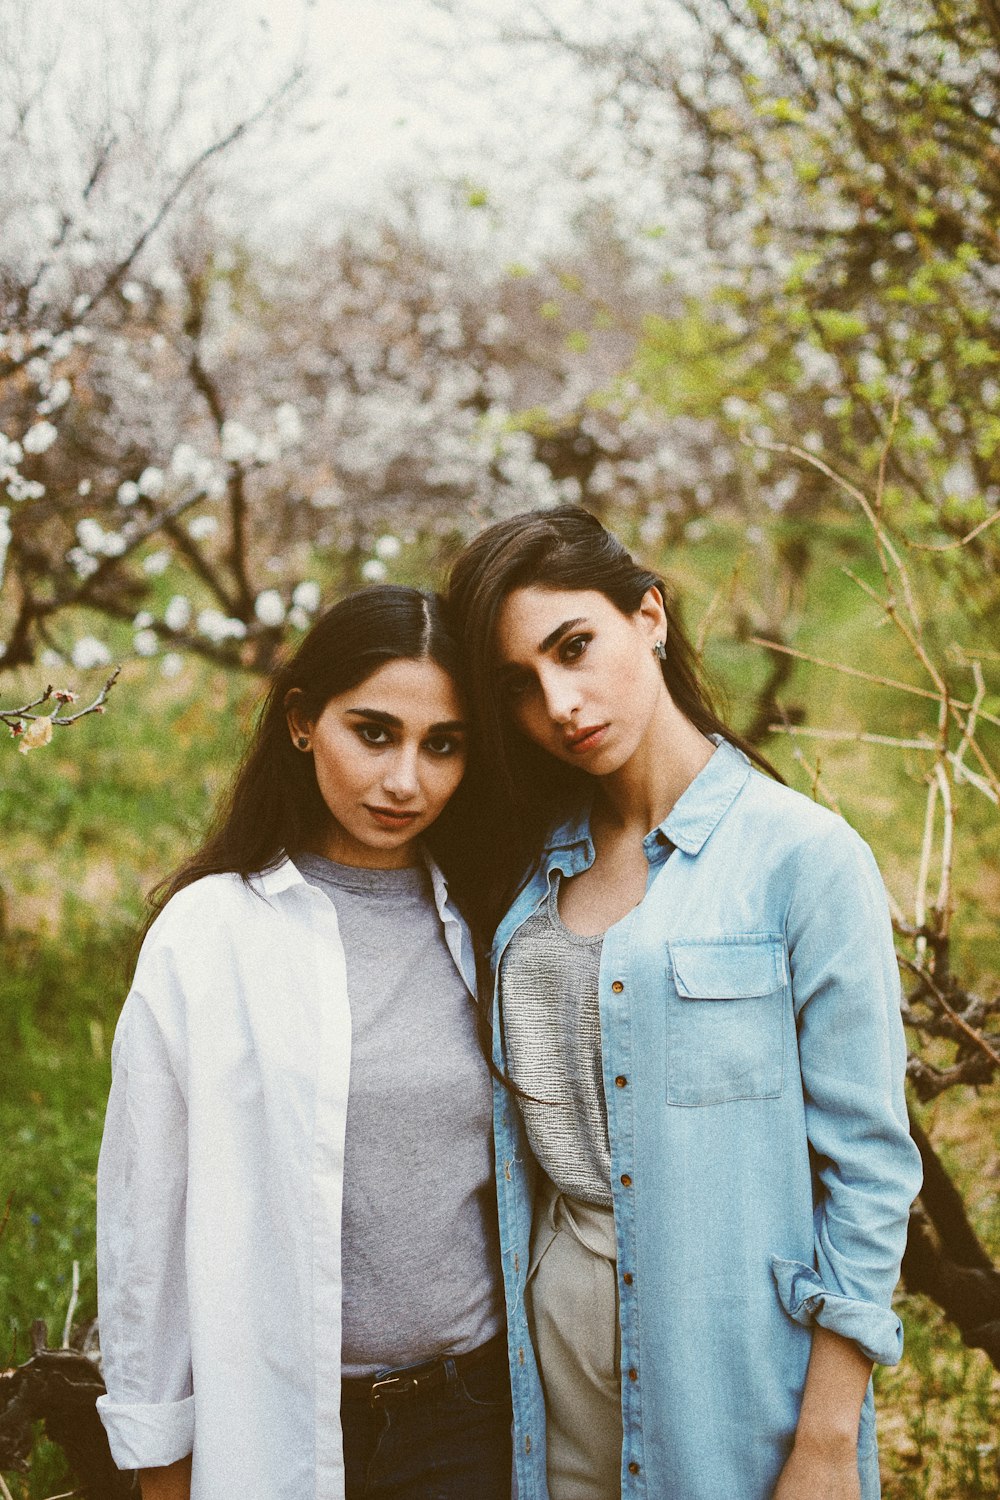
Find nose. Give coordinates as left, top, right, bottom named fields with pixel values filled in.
left=538, top=666, right=581, bottom=726
left=380, top=743, right=421, bottom=802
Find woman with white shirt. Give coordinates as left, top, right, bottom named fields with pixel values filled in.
left=445, top=507, right=922, bottom=1500
left=96, top=585, right=510, bottom=1500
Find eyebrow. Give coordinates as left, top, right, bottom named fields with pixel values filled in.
left=539, top=617, right=587, bottom=653
left=346, top=708, right=466, bottom=733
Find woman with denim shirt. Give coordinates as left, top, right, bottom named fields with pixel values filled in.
left=446, top=508, right=922, bottom=1500
left=96, top=586, right=511, bottom=1500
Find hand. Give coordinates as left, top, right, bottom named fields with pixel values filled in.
left=140, top=1454, right=192, bottom=1500
left=772, top=1436, right=861, bottom=1500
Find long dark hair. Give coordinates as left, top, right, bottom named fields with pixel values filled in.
left=445, top=505, right=781, bottom=929
left=147, top=584, right=480, bottom=930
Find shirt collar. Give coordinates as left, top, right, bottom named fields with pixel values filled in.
left=253, top=847, right=456, bottom=924
left=543, top=736, right=752, bottom=861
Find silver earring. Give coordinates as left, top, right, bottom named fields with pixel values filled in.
left=652, top=640, right=667, bottom=662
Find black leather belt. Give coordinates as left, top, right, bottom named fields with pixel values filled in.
left=341, top=1331, right=506, bottom=1407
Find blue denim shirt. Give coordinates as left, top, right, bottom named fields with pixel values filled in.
left=490, top=740, right=922, bottom=1500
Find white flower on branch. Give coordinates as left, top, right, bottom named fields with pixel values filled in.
left=361, top=559, right=388, bottom=583
left=164, top=595, right=192, bottom=631
left=197, top=609, right=247, bottom=643
left=18, top=716, right=54, bottom=753
left=221, top=420, right=258, bottom=464
left=291, top=580, right=320, bottom=613
left=162, top=652, right=184, bottom=678
left=77, top=518, right=105, bottom=553
left=254, top=589, right=285, bottom=627
left=133, top=611, right=154, bottom=629
left=71, top=636, right=112, bottom=670
left=22, top=420, right=58, bottom=455
left=374, top=534, right=402, bottom=561
left=134, top=629, right=160, bottom=657
left=188, top=515, right=219, bottom=540
left=67, top=547, right=100, bottom=579
left=274, top=403, right=303, bottom=446
left=0, top=435, right=24, bottom=467
left=288, top=606, right=310, bottom=631
left=138, top=466, right=166, bottom=499
left=142, top=550, right=171, bottom=576
left=117, top=481, right=140, bottom=506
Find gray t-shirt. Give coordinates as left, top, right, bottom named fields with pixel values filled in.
left=294, top=852, right=503, bottom=1376
left=500, top=873, right=613, bottom=1208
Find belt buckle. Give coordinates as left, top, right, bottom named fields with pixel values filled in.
left=369, top=1372, right=414, bottom=1407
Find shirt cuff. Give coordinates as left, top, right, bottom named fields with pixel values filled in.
left=96, top=1392, right=195, bottom=1470
left=770, top=1256, right=904, bottom=1365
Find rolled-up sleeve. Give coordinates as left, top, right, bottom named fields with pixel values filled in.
left=771, top=824, right=922, bottom=1365
left=97, top=957, right=194, bottom=1471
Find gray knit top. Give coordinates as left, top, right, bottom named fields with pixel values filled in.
left=499, top=874, right=613, bottom=1208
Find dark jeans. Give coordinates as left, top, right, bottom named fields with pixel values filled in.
left=341, top=1335, right=513, bottom=1500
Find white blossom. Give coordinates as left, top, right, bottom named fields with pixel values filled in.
left=143, top=549, right=171, bottom=576
left=254, top=589, right=286, bottom=627
left=164, top=594, right=192, bottom=631
left=197, top=609, right=247, bottom=643
left=101, top=530, right=126, bottom=557
left=121, top=281, right=144, bottom=304
left=188, top=515, right=219, bottom=540
left=137, top=465, right=165, bottom=499
left=71, top=635, right=112, bottom=669
left=40, top=648, right=65, bottom=669
left=274, top=403, right=303, bottom=446
left=220, top=420, right=258, bottom=464
left=374, top=534, right=402, bottom=561
left=288, top=606, right=310, bottom=631
left=117, top=480, right=140, bottom=506
left=78, top=478, right=92, bottom=496
left=67, top=546, right=100, bottom=578
left=133, top=610, right=154, bottom=629
left=134, top=628, right=159, bottom=656
left=0, top=435, right=24, bottom=467
left=361, top=559, right=388, bottom=583
left=161, top=652, right=184, bottom=679
left=292, top=579, right=321, bottom=613
left=22, top=420, right=58, bottom=455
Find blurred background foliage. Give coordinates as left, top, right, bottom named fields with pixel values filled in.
left=2, top=0, right=998, bottom=1494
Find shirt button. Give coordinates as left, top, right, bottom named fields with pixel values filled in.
left=611, top=980, right=624, bottom=993
left=628, top=1461, right=640, bottom=1475
left=622, top=1272, right=634, bottom=1286
left=628, top=1368, right=638, bottom=1382
left=620, top=1173, right=632, bottom=1187
left=615, top=1075, right=627, bottom=1088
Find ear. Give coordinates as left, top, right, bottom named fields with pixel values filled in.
left=284, top=688, right=313, bottom=749
left=635, top=585, right=668, bottom=645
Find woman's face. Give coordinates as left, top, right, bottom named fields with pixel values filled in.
left=495, top=585, right=668, bottom=774
left=286, top=657, right=467, bottom=868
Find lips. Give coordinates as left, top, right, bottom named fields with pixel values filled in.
left=564, top=724, right=609, bottom=754
left=365, top=805, right=421, bottom=829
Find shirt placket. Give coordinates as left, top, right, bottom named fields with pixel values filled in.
left=599, top=910, right=646, bottom=1497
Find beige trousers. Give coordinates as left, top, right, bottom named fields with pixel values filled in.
left=525, top=1178, right=623, bottom=1500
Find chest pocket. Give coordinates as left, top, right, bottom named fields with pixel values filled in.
left=666, top=937, right=787, bottom=1106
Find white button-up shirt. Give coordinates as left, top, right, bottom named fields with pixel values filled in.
left=96, top=855, right=477, bottom=1499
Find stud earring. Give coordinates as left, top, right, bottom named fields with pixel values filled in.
left=652, top=640, right=667, bottom=662
left=296, top=736, right=309, bottom=750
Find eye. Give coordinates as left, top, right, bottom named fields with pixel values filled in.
left=559, top=633, right=591, bottom=663
left=501, top=672, right=532, bottom=701
left=424, top=733, right=465, bottom=757
left=355, top=723, right=392, bottom=747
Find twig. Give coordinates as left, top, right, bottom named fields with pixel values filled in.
left=0, top=667, right=121, bottom=729
left=914, top=772, right=939, bottom=961
left=911, top=506, right=1000, bottom=551
left=769, top=724, right=939, bottom=750
left=750, top=636, right=1000, bottom=729
left=0, top=1472, right=15, bottom=1500
left=933, top=761, right=953, bottom=927
left=61, top=1259, right=80, bottom=1348
left=900, top=956, right=1000, bottom=1069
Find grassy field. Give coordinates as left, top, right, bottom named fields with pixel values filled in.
left=1, top=514, right=997, bottom=1496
